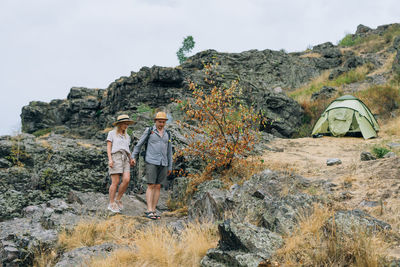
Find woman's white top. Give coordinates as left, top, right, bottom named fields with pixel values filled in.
left=106, top=129, right=131, bottom=155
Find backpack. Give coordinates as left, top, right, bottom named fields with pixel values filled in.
left=140, top=127, right=172, bottom=161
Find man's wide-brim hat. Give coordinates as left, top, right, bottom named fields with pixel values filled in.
left=112, top=114, right=134, bottom=126
left=154, top=111, right=168, bottom=121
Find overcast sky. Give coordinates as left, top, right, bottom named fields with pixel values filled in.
left=0, top=0, right=398, bottom=135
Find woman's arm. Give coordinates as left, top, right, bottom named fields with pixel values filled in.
left=107, top=141, right=113, bottom=168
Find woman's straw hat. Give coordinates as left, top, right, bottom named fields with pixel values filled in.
left=154, top=111, right=168, bottom=121
left=112, top=114, right=134, bottom=126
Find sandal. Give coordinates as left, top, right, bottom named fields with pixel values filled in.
left=151, top=211, right=161, bottom=220
left=144, top=211, right=157, bottom=220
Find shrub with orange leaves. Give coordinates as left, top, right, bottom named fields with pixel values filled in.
left=176, top=63, right=262, bottom=174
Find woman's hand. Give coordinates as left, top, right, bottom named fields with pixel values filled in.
left=108, top=160, right=114, bottom=168
left=130, top=158, right=136, bottom=166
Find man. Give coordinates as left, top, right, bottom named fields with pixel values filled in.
left=132, top=111, right=172, bottom=219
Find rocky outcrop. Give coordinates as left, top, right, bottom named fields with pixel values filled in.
left=21, top=87, right=105, bottom=137
left=20, top=43, right=352, bottom=139
left=201, top=220, right=283, bottom=267
left=0, top=133, right=108, bottom=220
left=188, top=169, right=318, bottom=233
left=184, top=169, right=318, bottom=266
left=54, top=243, right=120, bottom=267
left=311, top=86, right=337, bottom=101
left=393, top=36, right=400, bottom=74
left=188, top=168, right=393, bottom=266
left=0, top=191, right=148, bottom=266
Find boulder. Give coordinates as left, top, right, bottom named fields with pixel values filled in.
left=360, top=152, right=376, bottom=161
left=384, top=152, right=396, bottom=158
left=326, top=209, right=391, bottom=236
left=188, top=188, right=227, bottom=222
left=393, top=50, right=400, bottom=74
left=356, top=24, right=372, bottom=35
left=54, top=243, right=120, bottom=267
left=393, top=36, right=400, bottom=51
left=311, top=86, right=337, bottom=101
left=329, top=67, right=347, bottom=80
left=326, top=158, right=342, bottom=166
left=201, top=219, right=283, bottom=267
left=344, top=56, right=365, bottom=69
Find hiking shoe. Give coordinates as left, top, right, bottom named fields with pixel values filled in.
left=115, top=199, right=124, bottom=210
left=107, top=203, right=120, bottom=213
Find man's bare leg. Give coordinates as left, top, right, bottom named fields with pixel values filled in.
left=146, top=184, right=155, bottom=212
left=151, top=184, right=161, bottom=212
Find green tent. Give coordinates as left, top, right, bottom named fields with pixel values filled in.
left=311, top=95, right=379, bottom=139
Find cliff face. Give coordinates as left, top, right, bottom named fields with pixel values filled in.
left=21, top=45, right=344, bottom=138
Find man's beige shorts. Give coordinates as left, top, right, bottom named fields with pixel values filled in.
left=109, top=151, right=130, bottom=174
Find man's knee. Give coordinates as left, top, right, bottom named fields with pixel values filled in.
left=147, top=183, right=156, bottom=189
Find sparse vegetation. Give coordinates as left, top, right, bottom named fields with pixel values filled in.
left=339, top=34, right=362, bottom=47
left=338, top=24, right=400, bottom=51
left=274, top=205, right=390, bottom=266
left=355, top=84, right=400, bottom=119
left=56, top=216, right=218, bottom=267
left=5, top=135, right=30, bottom=167
left=176, top=63, right=262, bottom=191
left=289, top=64, right=371, bottom=102
left=372, top=146, right=391, bottom=158
left=136, top=103, right=153, bottom=113
left=381, top=115, right=400, bottom=136
left=32, top=247, right=58, bottom=267
left=32, top=128, right=52, bottom=137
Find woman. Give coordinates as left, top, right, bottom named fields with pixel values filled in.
left=106, top=114, right=135, bottom=213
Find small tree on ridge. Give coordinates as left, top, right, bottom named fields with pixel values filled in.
left=176, top=62, right=261, bottom=174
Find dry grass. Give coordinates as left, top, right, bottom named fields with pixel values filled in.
left=54, top=216, right=218, bottom=267
left=185, top=157, right=267, bottom=197
left=38, top=139, right=53, bottom=150
left=219, top=157, right=267, bottom=187
left=162, top=206, right=188, bottom=217
left=263, top=160, right=299, bottom=174
left=299, top=52, right=322, bottom=58
left=355, top=84, right=400, bottom=119
left=77, top=141, right=95, bottom=149
left=88, top=221, right=218, bottom=267
left=289, top=64, right=371, bottom=102
left=369, top=52, right=396, bottom=76
left=288, top=71, right=331, bottom=102
left=274, top=204, right=390, bottom=266
left=380, top=116, right=400, bottom=137
left=32, top=248, right=58, bottom=267
left=58, top=215, right=138, bottom=250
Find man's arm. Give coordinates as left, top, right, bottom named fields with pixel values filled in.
left=131, top=127, right=151, bottom=160
left=167, top=132, right=173, bottom=172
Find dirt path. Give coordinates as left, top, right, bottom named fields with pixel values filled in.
left=263, top=135, right=400, bottom=222
left=262, top=135, right=400, bottom=257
